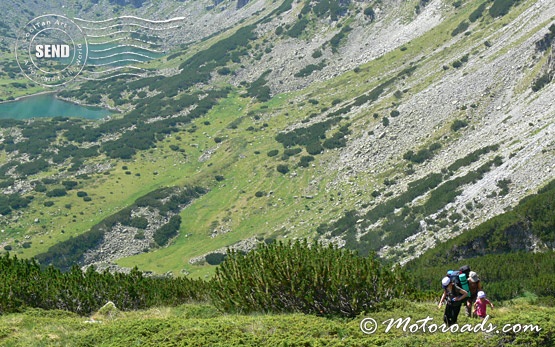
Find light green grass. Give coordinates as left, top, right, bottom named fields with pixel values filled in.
left=0, top=299, right=552, bottom=346
left=116, top=93, right=335, bottom=276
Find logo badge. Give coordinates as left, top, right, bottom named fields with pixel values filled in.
left=15, top=14, right=88, bottom=87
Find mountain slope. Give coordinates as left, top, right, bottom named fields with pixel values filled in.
left=0, top=0, right=553, bottom=276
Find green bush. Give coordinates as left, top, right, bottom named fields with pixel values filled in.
left=283, top=148, right=302, bottom=157
left=0, top=253, right=209, bottom=315
left=294, top=62, right=326, bottom=78
left=329, top=26, right=352, bottom=53
left=532, top=73, right=552, bottom=92
left=451, top=119, right=469, bottom=132
left=298, top=156, right=315, bottom=167
left=130, top=216, right=149, bottom=229
left=403, top=142, right=441, bottom=164
left=246, top=71, right=272, bottom=102
left=62, top=181, right=78, bottom=190
left=275, top=117, right=341, bottom=155
left=15, top=159, right=49, bottom=176
left=447, top=145, right=499, bottom=172
left=34, top=184, right=47, bottom=192
left=211, top=240, right=412, bottom=317
left=46, top=188, right=67, bottom=198
left=286, top=18, right=309, bottom=38
left=469, top=2, right=487, bottom=22
left=311, top=49, right=323, bottom=58
left=364, top=6, right=375, bottom=20
left=489, top=0, right=519, bottom=18
left=153, top=215, right=182, bottom=246
left=276, top=164, right=289, bottom=174
left=451, top=21, right=469, bottom=36
left=306, top=141, right=324, bottom=155
left=205, top=252, right=226, bottom=265
left=217, top=67, right=231, bottom=75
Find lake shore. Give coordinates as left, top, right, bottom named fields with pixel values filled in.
left=55, top=94, right=122, bottom=113
left=0, top=90, right=124, bottom=113
left=1, top=90, right=120, bottom=113
left=0, top=90, right=56, bottom=104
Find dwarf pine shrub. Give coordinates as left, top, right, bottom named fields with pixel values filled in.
left=210, top=240, right=412, bottom=317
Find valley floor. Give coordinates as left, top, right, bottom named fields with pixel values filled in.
left=1, top=299, right=552, bottom=346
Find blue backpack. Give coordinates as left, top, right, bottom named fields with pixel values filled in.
left=446, top=270, right=471, bottom=298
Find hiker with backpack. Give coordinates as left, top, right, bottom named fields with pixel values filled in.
left=467, top=271, right=483, bottom=317
left=438, top=276, right=469, bottom=326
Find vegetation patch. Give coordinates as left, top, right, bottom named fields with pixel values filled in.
left=211, top=240, right=412, bottom=317
left=294, top=61, right=327, bottom=78
left=245, top=70, right=272, bottom=102
left=489, top=0, right=520, bottom=18
left=0, top=253, right=207, bottom=316
left=451, top=21, right=470, bottom=36
left=469, top=1, right=488, bottom=22
left=329, top=25, right=352, bottom=53
left=403, top=142, right=442, bottom=164
left=451, top=119, right=469, bottom=132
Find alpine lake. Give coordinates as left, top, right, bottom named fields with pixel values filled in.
left=0, top=93, right=113, bottom=120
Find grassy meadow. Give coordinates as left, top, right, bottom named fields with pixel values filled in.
left=1, top=298, right=553, bottom=346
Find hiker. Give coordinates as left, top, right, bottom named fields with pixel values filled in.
left=467, top=271, right=482, bottom=317
left=438, top=276, right=468, bottom=326
left=474, top=291, right=494, bottom=319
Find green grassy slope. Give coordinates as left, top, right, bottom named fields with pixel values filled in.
left=1, top=300, right=553, bottom=346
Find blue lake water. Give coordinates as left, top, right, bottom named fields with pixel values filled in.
left=0, top=93, right=113, bottom=120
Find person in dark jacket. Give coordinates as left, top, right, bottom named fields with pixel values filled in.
left=438, top=276, right=468, bottom=326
